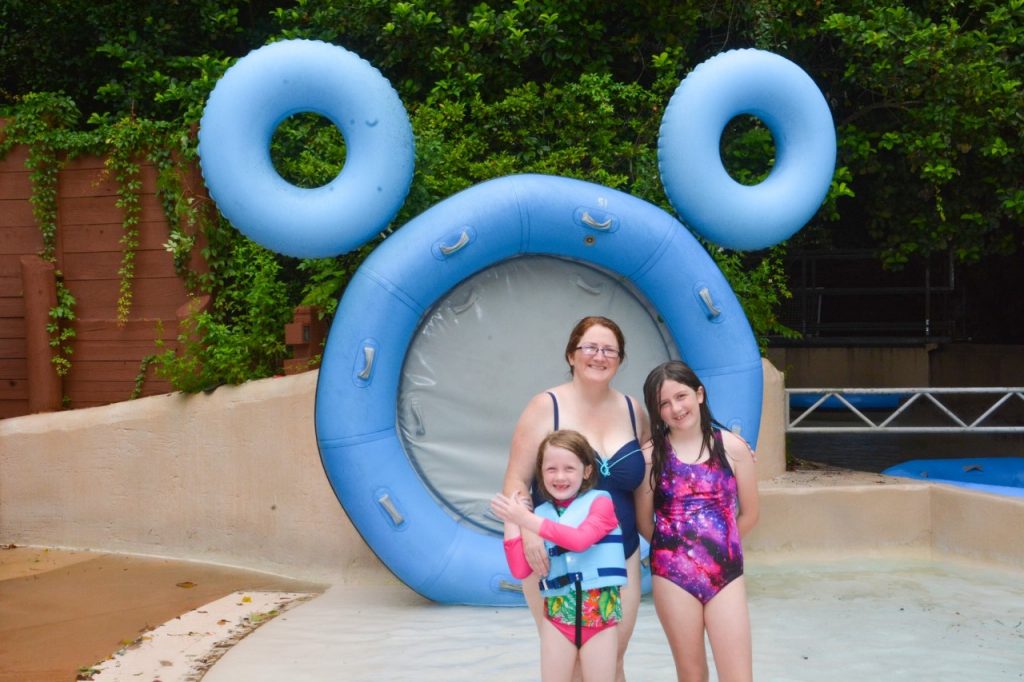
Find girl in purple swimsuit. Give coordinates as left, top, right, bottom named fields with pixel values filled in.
left=636, top=360, right=759, bottom=682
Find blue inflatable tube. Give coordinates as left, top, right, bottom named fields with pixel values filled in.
left=315, top=174, right=763, bottom=605
left=883, top=457, right=1024, bottom=498
left=198, top=40, right=414, bottom=259
left=659, top=49, right=836, bottom=251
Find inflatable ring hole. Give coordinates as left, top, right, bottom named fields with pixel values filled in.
left=397, top=256, right=678, bottom=534
left=269, top=112, right=347, bottom=188
left=719, top=114, right=776, bottom=187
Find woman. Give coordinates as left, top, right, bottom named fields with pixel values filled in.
left=504, top=316, right=650, bottom=682
left=636, top=360, right=759, bottom=682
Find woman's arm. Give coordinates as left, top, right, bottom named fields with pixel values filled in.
left=502, top=393, right=554, bottom=574
left=503, top=392, right=551, bottom=497
left=723, top=431, right=759, bottom=538
left=634, top=441, right=655, bottom=542
left=631, top=395, right=655, bottom=542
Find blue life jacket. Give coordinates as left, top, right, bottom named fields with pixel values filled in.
left=534, top=489, right=627, bottom=597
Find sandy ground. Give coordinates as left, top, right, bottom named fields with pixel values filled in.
left=0, top=546, right=323, bottom=682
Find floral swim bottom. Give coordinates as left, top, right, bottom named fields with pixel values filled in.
left=545, top=585, right=621, bottom=647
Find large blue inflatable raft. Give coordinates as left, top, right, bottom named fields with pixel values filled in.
left=197, top=40, right=837, bottom=606
left=314, top=174, right=763, bottom=605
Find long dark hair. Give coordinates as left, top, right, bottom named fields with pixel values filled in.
left=533, top=429, right=601, bottom=504
left=643, top=361, right=728, bottom=496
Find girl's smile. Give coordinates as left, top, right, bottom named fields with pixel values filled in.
left=541, top=445, right=592, bottom=502
left=658, top=379, right=704, bottom=433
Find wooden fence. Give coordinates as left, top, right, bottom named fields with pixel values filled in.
left=0, top=132, right=208, bottom=418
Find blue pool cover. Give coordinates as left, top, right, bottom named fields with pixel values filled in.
left=883, top=457, right=1024, bottom=498
left=789, top=393, right=906, bottom=411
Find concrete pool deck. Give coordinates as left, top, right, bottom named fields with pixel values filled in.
left=2, top=368, right=1023, bottom=679
left=4, top=473, right=1022, bottom=680
left=3, top=467, right=1021, bottom=680
left=201, top=551, right=1024, bottom=681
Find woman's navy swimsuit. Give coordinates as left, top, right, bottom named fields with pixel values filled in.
left=535, top=392, right=645, bottom=559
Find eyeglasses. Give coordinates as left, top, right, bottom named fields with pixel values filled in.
left=576, top=344, right=621, bottom=359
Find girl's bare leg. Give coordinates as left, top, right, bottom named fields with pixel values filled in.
left=652, top=576, right=709, bottom=682
left=614, top=550, right=642, bottom=681
left=540, top=617, right=581, bottom=682
left=578, top=626, right=618, bottom=682
left=527, top=577, right=584, bottom=680
left=704, top=577, right=753, bottom=682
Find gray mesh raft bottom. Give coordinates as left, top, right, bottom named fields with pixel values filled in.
left=398, top=255, right=678, bottom=533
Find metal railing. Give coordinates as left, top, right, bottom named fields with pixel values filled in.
left=786, top=388, right=1024, bottom=434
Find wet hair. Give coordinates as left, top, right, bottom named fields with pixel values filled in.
left=533, top=429, right=601, bottom=503
left=642, top=360, right=729, bottom=497
left=564, top=316, right=626, bottom=374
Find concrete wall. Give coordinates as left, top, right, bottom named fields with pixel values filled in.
left=0, top=371, right=377, bottom=583
left=767, top=346, right=931, bottom=387
left=929, top=486, right=1024, bottom=567
left=755, top=358, right=786, bottom=480
left=767, top=343, right=1024, bottom=388
left=748, top=484, right=932, bottom=556
left=748, top=480, right=1024, bottom=570
left=2, top=361, right=1021, bottom=584
left=929, top=344, right=1024, bottom=386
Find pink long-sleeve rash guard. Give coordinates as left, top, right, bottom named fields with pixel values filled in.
left=503, top=494, right=618, bottom=579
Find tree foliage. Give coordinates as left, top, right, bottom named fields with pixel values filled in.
left=0, top=0, right=283, bottom=120
left=2, top=0, right=1022, bottom=389
left=748, top=0, right=1023, bottom=267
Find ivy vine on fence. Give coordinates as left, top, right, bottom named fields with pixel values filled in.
left=0, top=94, right=87, bottom=379
left=0, top=94, right=204, bottom=386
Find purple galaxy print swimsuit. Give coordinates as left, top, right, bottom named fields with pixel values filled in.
left=651, top=431, right=743, bottom=604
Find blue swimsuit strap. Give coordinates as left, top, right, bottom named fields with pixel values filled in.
left=548, top=392, right=641, bottom=477
left=547, top=391, right=560, bottom=430
left=625, top=395, right=638, bottom=439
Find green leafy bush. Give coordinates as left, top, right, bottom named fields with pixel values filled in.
left=4, top=0, right=1021, bottom=391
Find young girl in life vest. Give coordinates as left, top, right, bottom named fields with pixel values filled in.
left=491, top=429, right=626, bottom=682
